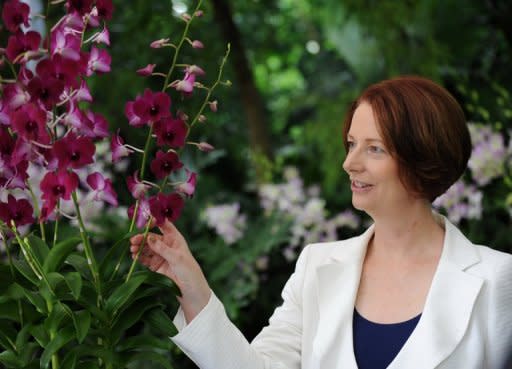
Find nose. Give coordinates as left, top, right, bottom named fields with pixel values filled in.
left=342, top=149, right=364, bottom=174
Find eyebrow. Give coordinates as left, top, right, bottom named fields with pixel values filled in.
left=347, top=134, right=384, bottom=143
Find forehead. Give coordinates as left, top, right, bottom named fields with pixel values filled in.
left=348, top=102, right=382, bottom=139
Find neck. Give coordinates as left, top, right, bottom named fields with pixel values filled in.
left=369, top=202, right=444, bottom=261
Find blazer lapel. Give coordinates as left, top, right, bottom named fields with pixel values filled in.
left=312, top=227, right=374, bottom=369
left=388, top=217, right=484, bottom=369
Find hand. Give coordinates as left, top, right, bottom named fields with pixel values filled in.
left=130, top=220, right=211, bottom=323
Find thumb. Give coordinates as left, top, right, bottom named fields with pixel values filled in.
left=147, top=236, right=172, bottom=262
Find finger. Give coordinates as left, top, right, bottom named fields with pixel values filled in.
left=130, top=234, right=144, bottom=244
left=147, top=238, right=176, bottom=265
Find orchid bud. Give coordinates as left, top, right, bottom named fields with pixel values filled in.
left=198, top=114, right=207, bottom=123
left=136, top=64, right=156, bottom=76
left=177, top=110, right=189, bottom=121
left=191, top=40, right=204, bottom=49
left=208, top=100, right=218, bottom=112
left=198, top=142, right=214, bottom=152
left=150, top=38, right=169, bottom=48
left=182, top=13, right=192, bottom=21
left=195, top=10, right=204, bottom=17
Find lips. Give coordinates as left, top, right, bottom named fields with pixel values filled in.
left=352, top=180, right=372, bottom=188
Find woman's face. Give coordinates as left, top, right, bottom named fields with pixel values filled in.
left=342, top=102, right=413, bottom=217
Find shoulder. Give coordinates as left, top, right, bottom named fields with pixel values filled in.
left=472, top=244, right=512, bottom=284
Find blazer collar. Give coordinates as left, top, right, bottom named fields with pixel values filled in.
left=312, top=215, right=483, bottom=369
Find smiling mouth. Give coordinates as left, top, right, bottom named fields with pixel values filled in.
left=352, top=180, right=372, bottom=189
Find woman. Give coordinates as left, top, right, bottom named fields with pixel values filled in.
left=130, top=76, right=512, bottom=369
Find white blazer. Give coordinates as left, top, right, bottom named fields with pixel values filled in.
left=171, top=216, right=512, bottom=369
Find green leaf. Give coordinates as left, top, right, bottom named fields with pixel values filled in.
left=73, top=310, right=91, bottom=344
left=43, top=303, right=67, bottom=333
left=123, top=350, right=174, bottom=369
left=118, top=334, right=173, bottom=352
left=144, top=309, right=178, bottom=337
left=29, top=324, right=49, bottom=347
left=15, top=323, right=32, bottom=354
left=0, top=321, right=17, bottom=350
left=12, top=259, right=39, bottom=286
left=0, top=349, right=23, bottom=367
left=26, top=235, right=50, bottom=266
left=105, top=274, right=147, bottom=317
left=43, top=237, right=81, bottom=273
left=21, top=289, right=47, bottom=314
left=65, top=254, right=92, bottom=281
left=0, top=301, right=20, bottom=321
left=99, top=231, right=139, bottom=279
left=65, top=272, right=82, bottom=300
left=0, top=283, right=25, bottom=303
left=40, top=325, right=74, bottom=369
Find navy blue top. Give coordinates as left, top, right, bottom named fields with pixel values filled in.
left=352, top=309, right=421, bottom=369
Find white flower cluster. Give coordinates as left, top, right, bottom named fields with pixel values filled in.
left=258, top=167, right=360, bottom=261
left=467, top=123, right=507, bottom=186
left=202, top=202, right=247, bottom=245
left=433, top=180, right=483, bottom=224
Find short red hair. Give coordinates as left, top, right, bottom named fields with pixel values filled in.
left=342, top=76, right=472, bottom=201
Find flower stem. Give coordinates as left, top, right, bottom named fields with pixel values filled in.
left=190, top=43, right=231, bottom=128
left=26, top=182, right=46, bottom=242
left=125, top=218, right=152, bottom=282
left=71, top=192, right=101, bottom=300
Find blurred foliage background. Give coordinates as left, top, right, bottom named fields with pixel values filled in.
left=6, top=0, right=512, bottom=367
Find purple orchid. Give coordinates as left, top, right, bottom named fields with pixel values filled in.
left=149, top=192, right=184, bottom=225
left=153, top=116, right=187, bottom=148
left=0, top=194, right=34, bottom=227
left=150, top=150, right=183, bottom=179
left=1, top=0, right=31, bottom=33
left=86, top=172, right=118, bottom=206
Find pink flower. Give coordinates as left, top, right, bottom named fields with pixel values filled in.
left=2, top=0, right=31, bottom=33
left=197, top=142, right=214, bottom=152
left=73, top=79, right=93, bottom=102
left=0, top=100, right=11, bottom=126
left=6, top=31, right=42, bottom=63
left=150, top=150, right=183, bottom=179
left=53, top=132, right=95, bottom=169
left=27, top=76, right=64, bottom=109
left=128, top=197, right=150, bottom=229
left=176, top=170, right=197, bottom=197
left=132, top=89, right=171, bottom=124
left=111, top=130, right=132, bottom=163
left=0, top=194, right=34, bottom=227
left=0, top=158, right=28, bottom=190
left=11, top=103, right=50, bottom=144
left=37, top=55, right=80, bottom=89
left=136, top=64, right=156, bottom=76
left=126, top=171, right=149, bottom=199
left=66, top=0, right=93, bottom=15
left=153, top=116, right=187, bottom=148
left=150, top=38, right=169, bottom=48
left=93, top=26, right=110, bottom=46
left=124, top=100, right=144, bottom=127
left=86, top=172, right=118, bottom=206
left=40, top=169, right=79, bottom=219
left=191, top=40, right=204, bottom=49
left=186, top=65, right=205, bottom=76
left=208, top=100, right=218, bottom=112
left=50, top=29, right=81, bottom=61
left=3, top=83, right=30, bottom=109
left=82, top=110, right=109, bottom=139
left=95, top=0, right=114, bottom=21
left=149, top=192, right=184, bottom=225
left=86, top=47, right=111, bottom=76
left=173, top=72, right=195, bottom=94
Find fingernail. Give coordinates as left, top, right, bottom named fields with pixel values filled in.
left=148, top=235, right=155, bottom=243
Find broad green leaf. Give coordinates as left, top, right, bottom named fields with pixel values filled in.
left=65, top=272, right=82, bottom=300
left=0, top=283, right=25, bottom=302
left=109, top=298, right=161, bottom=345
left=40, top=325, right=74, bottom=369
left=105, top=274, right=147, bottom=317
left=0, top=349, right=23, bottom=367
left=12, top=259, right=39, bottom=286
left=21, top=289, right=47, bottom=314
left=73, top=310, right=91, bottom=344
left=0, top=321, right=17, bottom=350
left=60, top=344, right=116, bottom=367
left=26, top=235, right=50, bottom=266
left=118, top=334, right=173, bottom=352
left=43, top=237, right=81, bottom=273
left=14, top=323, right=32, bottom=354
left=144, top=309, right=178, bottom=337
left=29, top=324, right=49, bottom=347
left=99, top=231, right=138, bottom=279
left=43, top=303, right=67, bottom=333
left=123, top=350, right=174, bottom=369
left=19, top=342, right=41, bottom=367
left=60, top=352, right=77, bottom=369
left=0, top=301, right=20, bottom=321
left=65, top=254, right=92, bottom=281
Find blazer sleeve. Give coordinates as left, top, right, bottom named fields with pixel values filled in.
left=486, top=253, right=512, bottom=369
left=170, top=245, right=311, bottom=369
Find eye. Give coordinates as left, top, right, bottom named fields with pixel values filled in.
left=347, top=141, right=355, bottom=150
left=368, top=145, right=385, bottom=154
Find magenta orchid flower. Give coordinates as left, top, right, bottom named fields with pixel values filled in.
left=2, top=0, right=31, bottom=33
left=173, top=72, right=195, bottom=94
left=65, top=0, right=93, bottom=16
left=149, top=192, right=184, bottom=225
left=0, top=194, right=34, bottom=227
left=50, top=29, right=81, bottom=61
left=186, top=64, right=206, bottom=76
left=133, top=89, right=171, bottom=124
left=0, top=100, right=12, bottom=126
left=96, top=0, right=114, bottom=20
left=136, top=64, right=156, bottom=76
left=86, top=172, right=118, bottom=206
left=3, top=83, right=30, bottom=110
left=176, top=170, right=197, bottom=197
left=53, top=132, right=95, bottom=169
left=153, top=116, right=187, bottom=148
left=27, top=76, right=65, bottom=109
left=0, top=159, right=29, bottom=190
left=127, top=171, right=150, bottom=199
left=128, top=196, right=151, bottom=229
left=150, top=150, right=183, bottom=179
left=93, top=26, right=110, bottom=46
left=111, top=130, right=133, bottom=163
left=11, top=103, right=50, bottom=144
left=40, top=169, right=79, bottom=219
left=86, top=46, right=111, bottom=76
left=6, top=31, right=42, bottom=63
